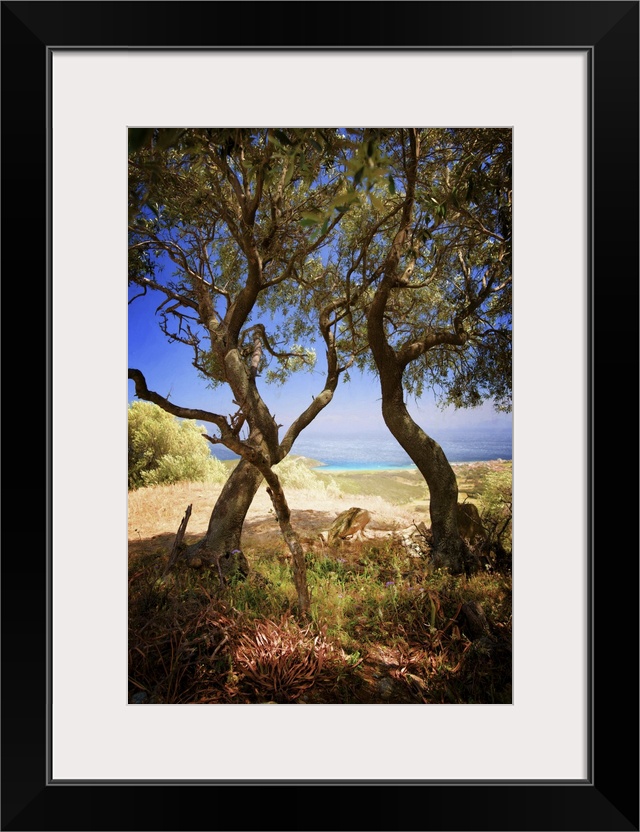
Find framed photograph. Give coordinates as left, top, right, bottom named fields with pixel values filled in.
left=3, top=1, right=638, bottom=830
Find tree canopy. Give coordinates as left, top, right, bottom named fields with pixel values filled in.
left=128, top=127, right=511, bottom=589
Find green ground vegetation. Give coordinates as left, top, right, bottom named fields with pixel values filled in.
left=128, top=462, right=512, bottom=705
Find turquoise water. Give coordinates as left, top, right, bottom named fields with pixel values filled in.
left=295, top=431, right=511, bottom=472
left=211, top=428, right=512, bottom=471
left=315, top=462, right=418, bottom=473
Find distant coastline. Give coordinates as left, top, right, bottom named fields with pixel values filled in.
left=312, top=461, right=418, bottom=474
left=210, top=427, right=512, bottom=470
left=309, top=459, right=510, bottom=474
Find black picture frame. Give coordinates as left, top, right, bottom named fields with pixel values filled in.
left=2, top=2, right=638, bottom=830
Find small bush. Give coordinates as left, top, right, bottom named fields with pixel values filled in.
left=129, top=537, right=511, bottom=704
left=272, top=456, right=341, bottom=497
left=233, top=616, right=333, bottom=702
left=128, top=401, right=228, bottom=490
left=478, top=464, right=512, bottom=550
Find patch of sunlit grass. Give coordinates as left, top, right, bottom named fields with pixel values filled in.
left=233, top=616, right=335, bottom=703
left=129, top=498, right=512, bottom=704
left=128, top=480, right=225, bottom=541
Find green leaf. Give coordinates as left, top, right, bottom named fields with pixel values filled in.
left=328, top=191, right=359, bottom=212
left=301, top=212, right=322, bottom=224
left=387, top=174, right=396, bottom=195
left=284, top=157, right=296, bottom=187
left=272, top=129, right=293, bottom=147
left=353, top=166, right=364, bottom=187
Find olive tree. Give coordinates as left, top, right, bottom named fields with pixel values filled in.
left=362, top=127, right=511, bottom=572
left=305, top=127, right=511, bottom=573
left=129, top=127, right=512, bottom=596
left=129, top=128, right=373, bottom=613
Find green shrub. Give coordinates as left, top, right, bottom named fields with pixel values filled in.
left=272, top=456, right=341, bottom=496
left=478, top=464, right=513, bottom=549
left=128, top=401, right=228, bottom=489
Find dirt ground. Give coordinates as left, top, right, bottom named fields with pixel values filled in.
left=128, top=460, right=509, bottom=555
left=128, top=480, right=425, bottom=557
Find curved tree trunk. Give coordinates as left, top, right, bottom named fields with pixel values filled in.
left=183, top=458, right=263, bottom=571
left=380, top=385, right=470, bottom=575
left=364, top=129, right=473, bottom=575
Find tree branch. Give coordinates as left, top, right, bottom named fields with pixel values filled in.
left=248, top=323, right=313, bottom=365
left=129, top=368, right=229, bottom=434
left=279, top=294, right=348, bottom=455
left=128, top=285, right=148, bottom=305
left=128, top=276, right=200, bottom=312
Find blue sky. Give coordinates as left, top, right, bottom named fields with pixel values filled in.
left=128, top=131, right=512, bottom=451
left=128, top=281, right=512, bottom=443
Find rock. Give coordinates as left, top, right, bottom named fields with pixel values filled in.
left=397, top=523, right=431, bottom=558
left=461, top=600, right=491, bottom=639
left=327, top=507, right=372, bottom=545
left=375, top=676, right=396, bottom=699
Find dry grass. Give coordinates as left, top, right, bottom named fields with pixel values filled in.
left=128, top=547, right=511, bottom=705
left=127, top=461, right=514, bottom=553
left=128, top=564, right=237, bottom=704
left=128, top=480, right=423, bottom=552
left=128, top=461, right=512, bottom=705
left=127, top=461, right=512, bottom=547
left=233, top=616, right=334, bottom=702
left=128, top=481, right=224, bottom=541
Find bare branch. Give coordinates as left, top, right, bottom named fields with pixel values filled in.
left=397, top=327, right=468, bottom=367
left=128, top=277, right=200, bottom=313
left=128, top=285, right=148, bottom=305
left=129, top=369, right=227, bottom=428
left=248, top=323, right=313, bottom=365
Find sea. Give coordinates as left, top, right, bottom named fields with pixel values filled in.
left=210, top=428, right=512, bottom=473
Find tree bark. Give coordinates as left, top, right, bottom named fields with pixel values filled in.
left=364, top=129, right=473, bottom=575
left=183, top=459, right=263, bottom=570
left=368, top=289, right=471, bottom=573
left=265, top=479, right=310, bottom=618
left=380, top=382, right=471, bottom=575
left=164, top=504, right=193, bottom=576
